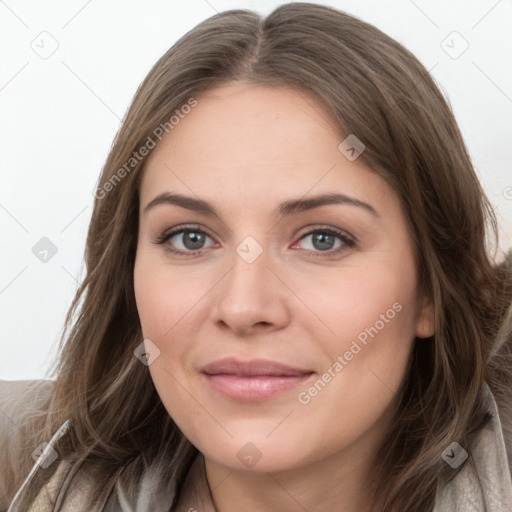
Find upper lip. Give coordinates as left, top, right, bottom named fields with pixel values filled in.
left=201, top=357, right=314, bottom=377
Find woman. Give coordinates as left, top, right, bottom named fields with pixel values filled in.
left=1, top=3, right=511, bottom=511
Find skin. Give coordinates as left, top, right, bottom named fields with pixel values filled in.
left=133, top=81, right=434, bottom=512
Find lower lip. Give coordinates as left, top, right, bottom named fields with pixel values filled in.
left=202, top=373, right=314, bottom=402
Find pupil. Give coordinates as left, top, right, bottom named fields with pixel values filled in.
left=184, top=232, right=204, bottom=250
left=313, top=233, right=334, bottom=251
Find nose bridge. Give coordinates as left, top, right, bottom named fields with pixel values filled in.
left=225, top=233, right=272, bottom=299
left=211, top=232, right=289, bottom=332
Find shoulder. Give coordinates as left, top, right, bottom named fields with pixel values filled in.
left=6, top=452, right=179, bottom=512
left=434, top=382, right=512, bottom=510
left=0, top=378, right=55, bottom=441
left=0, top=379, right=55, bottom=511
left=0, top=378, right=54, bottom=409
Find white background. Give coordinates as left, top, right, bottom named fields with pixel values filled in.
left=1, top=0, right=511, bottom=381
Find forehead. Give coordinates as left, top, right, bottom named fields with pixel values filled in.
left=139, top=82, right=383, bottom=212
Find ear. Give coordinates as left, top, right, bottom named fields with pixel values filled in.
left=414, top=295, right=435, bottom=339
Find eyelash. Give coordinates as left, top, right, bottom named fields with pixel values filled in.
left=152, top=223, right=356, bottom=258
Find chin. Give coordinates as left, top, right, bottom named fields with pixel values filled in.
left=195, top=431, right=313, bottom=473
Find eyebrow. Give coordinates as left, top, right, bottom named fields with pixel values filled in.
left=143, top=192, right=379, bottom=218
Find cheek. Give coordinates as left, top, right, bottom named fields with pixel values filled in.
left=301, top=259, right=417, bottom=404
left=134, top=257, right=207, bottom=436
left=133, top=255, right=210, bottom=406
left=134, top=254, right=203, bottom=342
left=299, top=258, right=418, bottom=353
left=295, top=252, right=419, bottom=412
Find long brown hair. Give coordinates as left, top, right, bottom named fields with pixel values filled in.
left=6, top=3, right=512, bottom=511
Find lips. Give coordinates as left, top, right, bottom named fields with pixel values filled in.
left=201, top=357, right=313, bottom=377
left=200, top=357, right=315, bottom=402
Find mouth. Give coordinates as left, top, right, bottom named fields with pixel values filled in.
left=200, top=357, right=315, bottom=402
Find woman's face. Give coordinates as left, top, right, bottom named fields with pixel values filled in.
left=134, top=82, right=434, bottom=474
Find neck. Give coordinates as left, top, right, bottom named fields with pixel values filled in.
left=176, top=441, right=381, bottom=512
left=209, top=445, right=379, bottom=512
left=174, top=397, right=398, bottom=512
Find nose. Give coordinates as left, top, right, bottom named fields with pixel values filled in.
left=209, top=239, right=291, bottom=337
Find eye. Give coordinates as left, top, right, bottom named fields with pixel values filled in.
left=153, top=224, right=355, bottom=258
left=291, top=227, right=355, bottom=256
left=153, top=224, right=216, bottom=257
